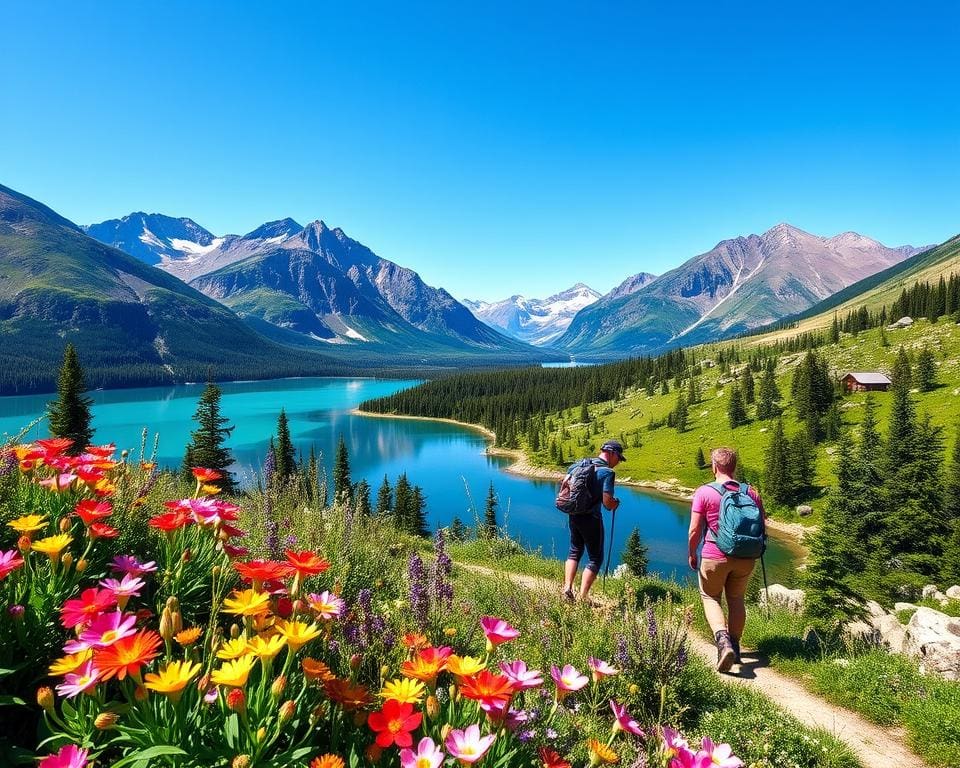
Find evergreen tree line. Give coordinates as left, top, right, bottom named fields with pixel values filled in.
left=804, top=349, right=960, bottom=625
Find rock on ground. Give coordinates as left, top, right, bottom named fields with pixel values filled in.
left=760, top=584, right=805, bottom=613
left=905, top=606, right=960, bottom=681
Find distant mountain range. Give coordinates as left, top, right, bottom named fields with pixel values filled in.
left=85, top=212, right=542, bottom=355
left=555, top=223, right=930, bottom=357
left=463, top=284, right=603, bottom=346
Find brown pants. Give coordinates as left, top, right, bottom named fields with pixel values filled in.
left=698, top=556, right=755, bottom=637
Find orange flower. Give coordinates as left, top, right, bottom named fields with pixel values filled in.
left=191, top=467, right=222, bottom=483
left=234, top=559, right=295, bottom=584
left=587, top=739, right=618, bottom=765
left=285, top=550, right=331, bottom=578
left=94, top=629, right=163, bottom=681
left=402, top=632, right=429, bottom=650
left=310, top=756, right=345, bottom=768
left=458, top=669, right=516, bottom=705
left=401, top=646, right=451, bottom=684
left=175, top=627, right=203, bottom=646
left=324, top=678, right=371, bottom=711
left=303, top=658, right=335, bottom=682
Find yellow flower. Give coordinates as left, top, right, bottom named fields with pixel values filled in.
left=222, top=588, right=271, bottom=617
left=217, top=637, right=252, bottom=660
left=48, top=649, right=93, bottom=676
left=31, top=533, right=72, bottom=562
left=175, top=627, right=203, bottom=647
left=247, top=634, right=287, bottom=660
left=7, top=514, right=48, bottom=534
left=211, top=655, right=257, bottom=688
left=446, top=654, right=485, bottom=678
left=379, top=677, right=425, bottom=704
left=143, top=660, right=201, bottom=702
left=588, top=738, right=618, bottom=766
left=275, top=619, right=321, bottom=651
left=443, top=626, right=458, bottom=638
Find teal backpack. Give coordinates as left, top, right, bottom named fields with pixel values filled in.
left=706, top=481, right=766, bottom=559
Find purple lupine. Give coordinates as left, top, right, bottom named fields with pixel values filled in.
left=674, top=642, right=688, bottom=674
left=0, top=449, right=15, bottom=477
left=614, top=635, right=630, bottom=671
left=432, top=530, right=454, bottom=610
left=646, top=604, right=658, bottom=641
left=408, top=552, right=430, bottom=630
left=134, top=467, right=159, bottom=504
left=382, top=629, right=397, bottom=651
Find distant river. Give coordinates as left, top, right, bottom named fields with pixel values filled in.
left=0, top=377, right=800, bottom=585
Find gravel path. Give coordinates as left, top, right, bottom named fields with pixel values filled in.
left=460, top=563, right=928, bottom=768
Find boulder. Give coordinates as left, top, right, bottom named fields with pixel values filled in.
left=759, top=584, right=806, bottom=613
left=934, top=591, right=951, bottom=606
left=844, top=619, right=880, bottom=646
left=922, top=584, right=940, bottom=599
left=947, top=585, right=960, bottom=600
left=864, top=600, right=887, bottom=620
left=796, top=505, right=813, bottom=517
left=905, top=606, right=960, bottom=681
left=894, top=602, right=918, bottom=613
left=876, top=614, right=908, bottom=654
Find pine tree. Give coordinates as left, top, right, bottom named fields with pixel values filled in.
left=393, top=473, right=412, bottom=531
left=727, top=384, right=748, bottom=429
left=660, top=380, right=670, bottom=396
left=804, top=431, right=866, bottom=627
left=484, top=481, right=499, bottom=538
left=741, top=366, right=755, bottom=405
left=916, top=345, right=937, bottom=392
left=580, top=401, right=590, bottom=423
left=622, top=527, right=649, bottom=577
left=695, top=446, right=707, bottom=469
left=687, top=375, right=700, bottom=405
left=409, top=486, right=429, bottom=537
left=787, top=428, right=815, bottom=504
left=763, top=419, right=790, bottom=506
left=275, top=409, right=296, bottom=482
left=375, top=475, right=393, bottom=516
left=449, top=516, right=468, bottom=542
left=891, top=347, right=912, bottom=391
left=673, top=392, right=688, bottom=433
left=354, top=479, right=372, bottom=518
left=333, top=435, right=352, bottom=503
left=47, top=344, right=94, bottom=454
left=829, top=313, right=840, bottom=344
left=180, top=381, right=235, bottom=492
left=756, top=363, right=780, bottom=420
left=304, top=444, right=319, bottom=502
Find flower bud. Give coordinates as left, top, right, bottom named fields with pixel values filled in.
left=349, top=654, right=361, bottom=671
left=226, top=688, right=246, bottom=714
left=256, top=726, right=266, bottom=742
left=181, top=549, right=191, bottom=563
left=440, top=723, right=452, bottom=742
left=36, top=686, right=54, bottom=712
left=311, top=702, right=328, bottom=721
left=94, top=711, right=120, bottom=730
left=629, top=684, right=639, bottom=695
left=232, top=756, right=252, bottom=768
left=365, top=744, right=383, bottom=764
left=134, top=685, right=148, bottom=702
left=8, top=605, right=24, bottom=621
left=271, top=675, right=287, bottom=699
left=159, top=607, right=175, bottom=643
left=17, top=535, right=31, bottom=553
left=59, top=517, right=72, bottom=533
left=379, top=664, right=390, bottom=678
left=230, top=623, right=241, bottom=639
left=426, top=695, right=440, bottom=719
left=278, top=699, right=296, bottom=723
left=212, top=565, right=222, bottom=579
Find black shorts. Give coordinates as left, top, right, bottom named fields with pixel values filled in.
left=568, top=514, right=604, bottom=573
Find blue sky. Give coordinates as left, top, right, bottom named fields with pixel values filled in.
left=2, top=1, right=958, bottom=300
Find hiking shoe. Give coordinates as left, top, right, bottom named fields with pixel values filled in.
left=562, top=588, right=576, bottom=603
left=730, top=637, right=742, bottom=664
left=715, top=630, right=736, bottom=673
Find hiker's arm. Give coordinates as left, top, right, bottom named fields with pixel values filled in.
left=688, top=512, right=705, bottom=570
left=602, top=492, right=619, bottom=511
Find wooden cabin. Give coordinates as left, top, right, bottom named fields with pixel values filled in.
left=840, top=372, right=892, bottom=393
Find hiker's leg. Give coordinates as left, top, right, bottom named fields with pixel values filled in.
left=698, top=558, right=730, bottom=635
left=579, top=516, right=604, bottom=600
left=564, top=518, right=585, bottom=594
left=724, top=558, right=755, bottom=641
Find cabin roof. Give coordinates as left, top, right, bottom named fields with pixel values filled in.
left=842, top=372, right=892, bottom=385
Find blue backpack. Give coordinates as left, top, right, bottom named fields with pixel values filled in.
left=706, top=481, right=766, bottom=559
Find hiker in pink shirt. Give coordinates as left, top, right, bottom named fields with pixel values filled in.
left=688, top=447, right=766, bottom=673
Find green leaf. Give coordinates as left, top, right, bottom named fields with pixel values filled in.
left=0, top=695, right=25, bottom=706
left=109, top=745, right=188, bottom=768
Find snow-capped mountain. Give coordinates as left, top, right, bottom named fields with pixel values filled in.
left=82, top=213, right=224, bottom=266
left=463, top=283, right=602, bottom=346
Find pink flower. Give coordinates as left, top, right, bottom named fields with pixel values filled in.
left=445, top=724, right=496, bottom=765
left=0, top=549, right=25, bottom=580
left=38, top=744, right=89, bottom=768
left=480, top=616, right=520, bottom=648
left=400, top=736, right=445, bottom=768
left=663, top=727, right=691, bottom=758
left=499, top=660, right=544, bottom=690
left=98, top=574, right=145, bottom=605
left=669, top=753, right=711, bottom=768
left=60, top=588, right=117, bottom=630
left=39, top=473, right=77, bottom=491
left=203, top=687, right=219, bottom=704
left=609, top=699, right=644, bottom=736
left=308, top=591, right=345, bottom=620
left=222, top=544, right=250, bottom=558
left=698, top=738, right=743, bottom=768
left=550, top=664, right=589, bottom=700
left=588, top=657, right=619, bottom=681
left=55, top=660, right=101, bottom=699
left=78, top=610, right=137, bottom=649
left=111, top=555, right=157, bottom=576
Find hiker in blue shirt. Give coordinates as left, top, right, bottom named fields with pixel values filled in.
left=560, top=440, right=623, bottom=602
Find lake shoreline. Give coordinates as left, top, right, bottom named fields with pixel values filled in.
left=353, top=409, right=809, bottom=545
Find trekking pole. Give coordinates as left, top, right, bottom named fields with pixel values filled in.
left=760, top=552, right=770, bottom=619
left=603, top=507, right=616, bottom=590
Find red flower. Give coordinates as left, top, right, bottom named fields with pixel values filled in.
left=367, top=699, right=422, bottom=748
left=234, top=559, right=295, bottom=583
left=285, top=550, right=331, bottom=578
left=191, top=467, right=222, bottom=482
left=458, top=669, right=516, bottom=705
left=89, top=522, right=119, bottom=539
left=61, top=588, right=117, bottom=629
left=538, top=747, right=572, bottom=768
left=148, top=511, right=192, bottom=532
left=74, top=500, right=113, bottom=526
left=34, top=438, right=74, bottom=457
left=85, top=444, right=117, bottom=459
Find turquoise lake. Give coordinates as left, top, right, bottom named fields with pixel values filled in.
left=0, top=377, right=799, bottom=584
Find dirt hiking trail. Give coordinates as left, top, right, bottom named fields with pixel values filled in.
left=460, top=563, right=928, bottom=768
